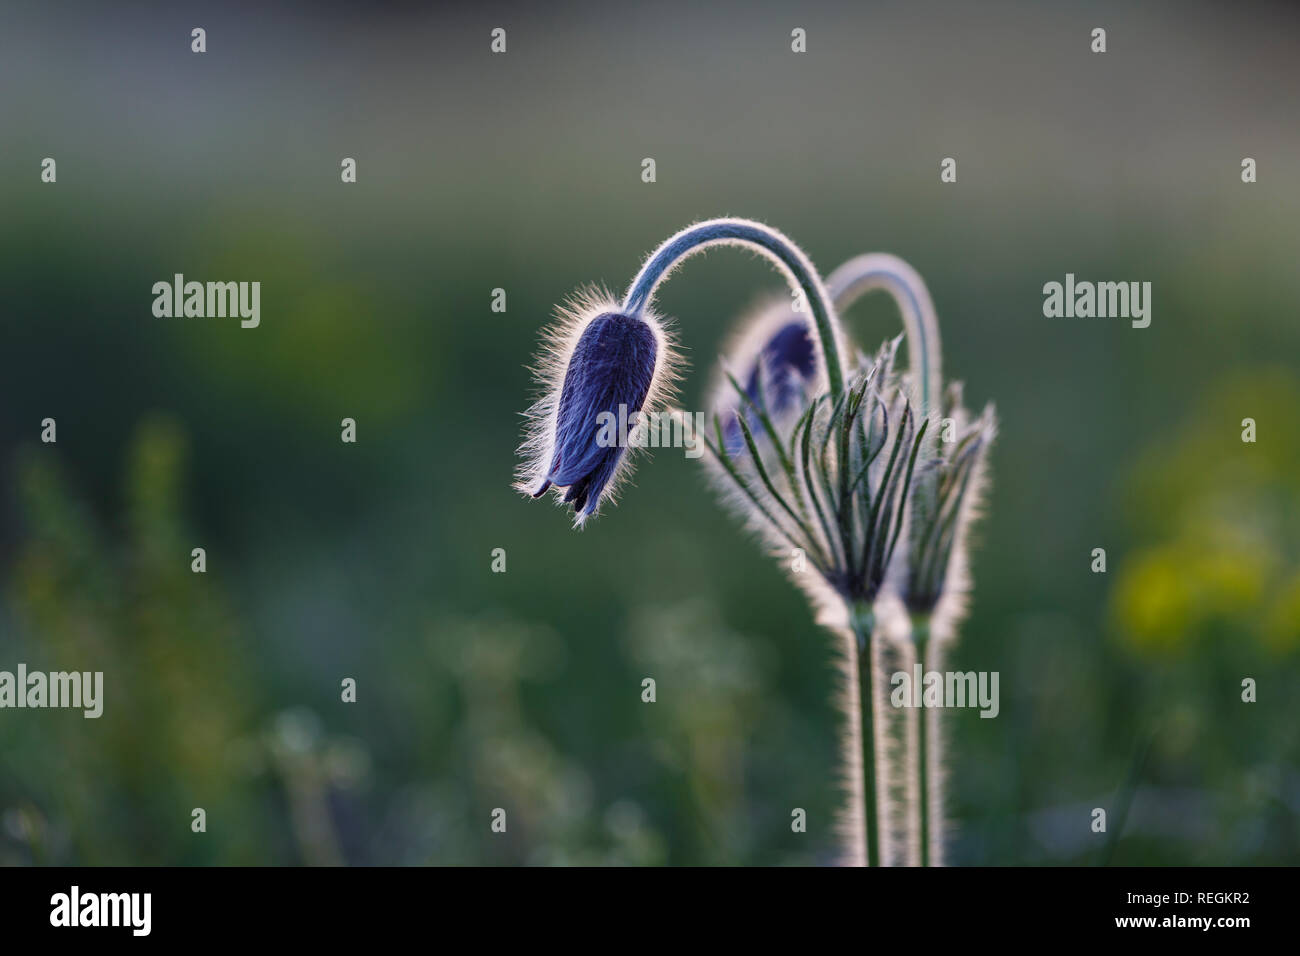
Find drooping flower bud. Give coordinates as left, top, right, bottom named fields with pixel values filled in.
left=517, top=290, right=679, bottom=525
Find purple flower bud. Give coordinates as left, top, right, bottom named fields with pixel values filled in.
left=517, top=290, right=679, bottom=525
left=726, top=320, right=817, bottom=450
left=752, top=320, right=817, bottom=404
left=712, top=301, right=821, bottom=455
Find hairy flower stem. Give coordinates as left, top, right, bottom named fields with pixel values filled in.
left=904, top=613, right=952, bottom=866
left=849, top=602, right=880, bottom=867
left=926, top=632, right=950, bottom=866
left=826, top=254, right=942, bottom=416
left=623, top=219, right=847, bottom=401
left=911, top=616, right=932, bottom=867
left=875, top=631, right=913, bottom=866
left=836, top=625, right=868, bottom=867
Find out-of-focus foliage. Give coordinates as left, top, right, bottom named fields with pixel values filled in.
left=2, top=420, right=266, bottom=864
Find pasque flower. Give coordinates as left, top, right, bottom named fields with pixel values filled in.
left=517, top=222, right=997, bottom=871
left=820, top=253, right=997, bottom=867
left=519, top=218, right=846, bottom=525
left=704, top=323, right=931, bottom=870
left=707, top=332, right=926, bottom=613
left=712, top=250, right=939, bottom=460
left=516, top=289, right=679, bottom=525
left=893, top=379, right=995, bottom=867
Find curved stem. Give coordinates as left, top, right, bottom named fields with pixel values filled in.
left=826, top=253, right=942, bottom=417
left=623, top=218, right=847, bottom=401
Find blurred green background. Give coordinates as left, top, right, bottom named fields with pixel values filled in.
left=1, top=0, right=1297, bottom=865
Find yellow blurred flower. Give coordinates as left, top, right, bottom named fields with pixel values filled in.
left=1113, top=546, right=1196, bottom=655
left=1113, top=368, right=1299, bottom=659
